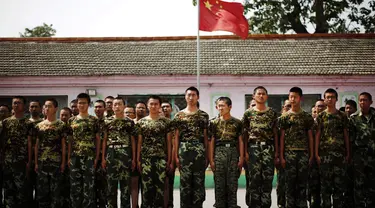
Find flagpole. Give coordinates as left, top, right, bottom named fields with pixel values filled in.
left=197, top=0, right=201, bottom=91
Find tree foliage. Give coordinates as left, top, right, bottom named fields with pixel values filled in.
left=194, top=0, right=374, bottom=34
left=244, top=0, right=375, bottom=34
left=20, top=23, right=56, bottom=37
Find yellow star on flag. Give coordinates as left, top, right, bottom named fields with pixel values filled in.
left=204, top=1, right=213, bottom=10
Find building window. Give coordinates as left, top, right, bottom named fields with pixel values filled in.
left=245, top=94, right=321, bottom=113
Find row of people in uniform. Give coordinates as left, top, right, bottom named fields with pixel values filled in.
left=0, top=86, right=374, bottom=208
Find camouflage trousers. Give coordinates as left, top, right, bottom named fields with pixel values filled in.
left=244, top=163, right=250, bottom=207
left=36, top=162, right=64, bottom=208
left=284, top=150, right=308, bottom=208
left=106, top=147, right=132, bottom=208
left=344, top=163, right=354, bottom=208
left=70, top=155, right=96, bottom=208
left=308, top=160, right=320, bottom=208
left=352, top=148, right=375, bottom=208
left=247, top=144, right=275, bottom=208
left=141, top=156, right=166, bottom=208
left=276, top=166, right=285, bottom=208
left=3, top=161, right=30, bottom=208
left=95, top=155, right=107, bottom=208
left=213, top=145, right=240, bottom=208
left=62, top=166, right=70, bottom=208
left=319, top=151, right=346, bottom=208
left=178, top=142, right=206, bottom=208
left=0, top=165, right=3, bottom=208
left=167, top=167, right=175, bottom=208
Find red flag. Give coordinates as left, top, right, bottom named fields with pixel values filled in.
left=199, top=0, right=249, bottom=39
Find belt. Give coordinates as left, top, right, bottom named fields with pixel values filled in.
left=108, top=144, right=129, bottom=149
left=216, top=143, right=237, bottom=147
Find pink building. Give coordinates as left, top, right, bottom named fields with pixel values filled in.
left=0, top=34, right=374, bottom=118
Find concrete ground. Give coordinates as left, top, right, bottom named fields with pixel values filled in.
left=127, top=188, right=279, bottom=208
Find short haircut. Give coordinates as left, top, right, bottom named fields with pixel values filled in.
left=216, top=96, right=232, bottom=106
left=136, top=100, right=147, bottom=107
left=114, top=97, right=125, bottom=105
left=161, top=101, right=172, bottom=107
left=324, top=88, right=338, bottom=99
left=185, top=86, right=200, bottom=97
left=345, top=100, right=357, bottom=110
left=289, top=87, right=303, bottom=97
left=29, top=100, right=42, bottom=107
left=45, top=98, right=58, bottom=108
left=148, top=95, right=162, bottom=105
left=61, top=107, right=72, bottom=114
left=125, top=105, right=135, bottom=109
left=316, top=99, right=324, bottom=103
left=359, top=92, right=372, bottom=101
left=105, top=96, right=115, bottom=100
left=70, top=99, right=78, bottom=104
left=95, top=99, right=105, bottom=107
left=13, top=96, right=26, bottom=104
left=253, top=86, right=268, bottom=95
left=76, top=93, right=91, bottom=104
left=0, top=104, right=10, bottom=111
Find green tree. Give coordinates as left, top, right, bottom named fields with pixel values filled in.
left=244, top=0, right=375, bottom=34
left=20, top=23, right=56, bottom=37
left=194, top=0, right=374, bottom=34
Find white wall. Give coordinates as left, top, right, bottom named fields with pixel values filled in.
left=1, top=75, right=374, bottom=118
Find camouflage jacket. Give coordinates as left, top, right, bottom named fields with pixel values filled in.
left=242, top=108, right=277, bottom=143
left=67, top=115, right=99, bottom=157
left=1, top=116, right=33, bottom=163
left=210, top=116, right=242, bottom=145
left=97, top=117, right=106, bottom=141
left=29, top=118, right=44, bottom=145
left=137, top=117, right=173, bottom=158
left=317, top=110, right=348, bottom=153
left=104, top=116, right=136, bottom=146
left=279, top=110, right=314, bottom=150
left=349, top=108, right=375, bottom=150
left=35, top=119, right=67, bottom=163
left=174, top=110, right=209, bottom=142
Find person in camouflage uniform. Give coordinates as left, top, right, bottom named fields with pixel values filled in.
left=59, top=107, right=72, bottom=208
left=210, top=97, right=244, bottom=208
left=308, top=99, right=326, bottom=208
left=132, top=101, right=147, bottom=208
left=174, top=86, right=209, bottom=208
left=101, top=97, right=137, bottom=208
left=161, top=101, right=175, bottom=208
left=67, top=93, right=101, bottom=208
left=137, top=95, right=173, bottom=208
left=279, top=87, right=314, bottom=208
left=1, top=96, right=33, bottom=207
left=104, top=96, right=115, bottom=118
left=276, top=100, right=291, bottom=208
left=34, top=98, right=67, bottom=208
left=94, top=99, right=107, bottom=208
left=315, top=89, right=350, bottom=208
left=349, top=92, right=375, bottom=208
left=0, top=104, right=11, bottom=207
left=343, top=99, right=357, bottom=208
left=242, top=87, right=278, bottom=208
left=28, top=100, right=44, bottom=208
